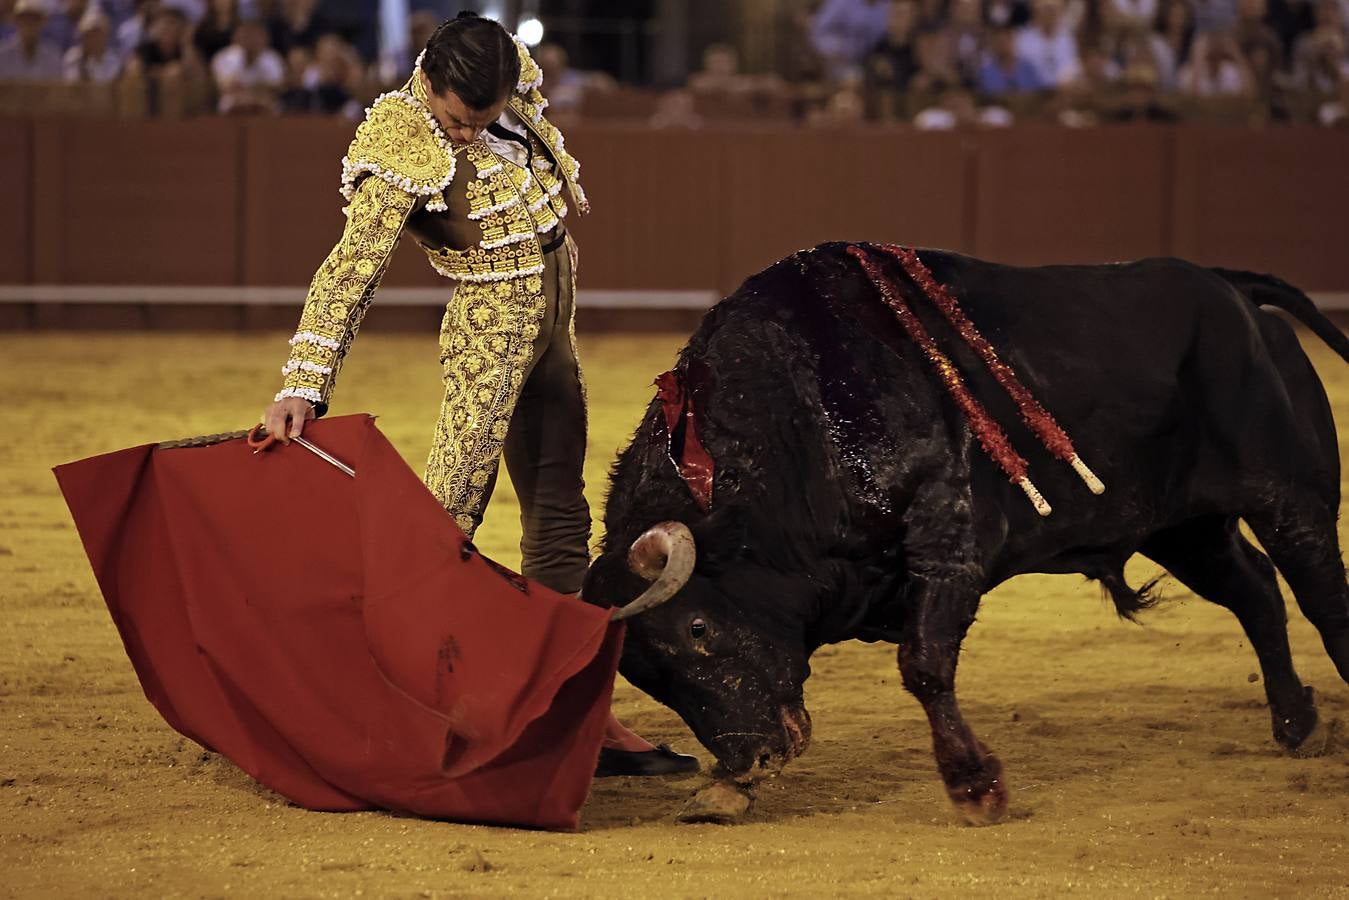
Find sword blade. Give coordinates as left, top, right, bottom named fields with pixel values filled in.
left=292, top=436, right=355, bottom=477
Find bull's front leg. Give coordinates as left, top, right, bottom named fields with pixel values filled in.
left=898, top=572, right=1008, bottom=825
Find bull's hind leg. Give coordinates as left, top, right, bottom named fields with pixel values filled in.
left=1141, top=515, right=1322, bottom=752
left=897, top=573, right=1007, bottom=825
left=1246, top=498, right=1349, bottom=688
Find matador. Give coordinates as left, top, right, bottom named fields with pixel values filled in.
left=261, top=13, right=697, bottom=778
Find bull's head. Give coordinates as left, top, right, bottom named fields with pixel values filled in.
left=587, top=521, right=814, bottom=782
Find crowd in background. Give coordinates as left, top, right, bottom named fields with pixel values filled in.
left=0, top=0, right=1345, bottom=125
left=0, top=0, right=369, bottom=115
left=781, top=0, right=1349, bottom=124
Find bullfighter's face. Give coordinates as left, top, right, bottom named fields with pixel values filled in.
left=612, top=565, right=815, bottom=781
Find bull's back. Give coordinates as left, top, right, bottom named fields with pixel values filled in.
left=907, top=252, right=1283, bottom=441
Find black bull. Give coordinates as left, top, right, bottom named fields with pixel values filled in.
left=583, top=242, right=1349, bottom=824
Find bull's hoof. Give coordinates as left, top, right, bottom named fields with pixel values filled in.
left=1287, top=715, right=1339, bottom=759
left=950, top=778, right=1009, bottom=826
left=675, top=780, right=754, bottom=824
left=945, top=750, right=1009, bottom=826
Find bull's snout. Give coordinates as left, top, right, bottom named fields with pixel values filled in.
left=711, top=705, right=813, bottom=780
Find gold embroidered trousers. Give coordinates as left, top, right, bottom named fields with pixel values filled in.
left=423, top=236, right=590, bottom=594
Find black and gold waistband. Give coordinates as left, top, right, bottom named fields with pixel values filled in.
left=540, top=229, right=567, bottom=256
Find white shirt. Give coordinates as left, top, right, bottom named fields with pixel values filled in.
left=1014, top=24, right=1082, bottom=87
left=64, top=45, right=122, bottom=83
left=0, top=36, right=63, bottom=81
left=483, top=108, right=557, bottom=183
left=211, top=43, right=284, bottom=111
left=1178, top=59, right=1248, bottom=96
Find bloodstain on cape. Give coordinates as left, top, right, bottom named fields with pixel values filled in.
left=53, top=414, right=622, bottom=830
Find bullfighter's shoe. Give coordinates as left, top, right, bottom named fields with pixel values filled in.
left=594, top=744, right=700, bottom=778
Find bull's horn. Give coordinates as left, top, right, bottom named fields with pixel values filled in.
left=610, top=522, right=696, bottom=621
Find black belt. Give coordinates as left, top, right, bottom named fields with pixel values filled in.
left=540, top=229, right=567, bottom=256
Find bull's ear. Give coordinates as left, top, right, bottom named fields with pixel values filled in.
left=687, top=503, right=749, bottom=574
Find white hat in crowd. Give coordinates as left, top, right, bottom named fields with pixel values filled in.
left=77, top=3, right=111, bottom=33
left=14, top=0, right=53, bottom=18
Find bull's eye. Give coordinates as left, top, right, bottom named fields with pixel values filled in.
left=689, top=618, right=707, bottom=639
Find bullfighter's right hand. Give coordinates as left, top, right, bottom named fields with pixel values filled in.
left=262, top=397, right=315, bottom=444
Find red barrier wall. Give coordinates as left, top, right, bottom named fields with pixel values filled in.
left=971, top=125, right=1171, bottom=265
left=1170, top=127, right=1349, bottom=290
left=32, top=119, right=243, bottom=285
left=0, top=120, right=31, bottom=283
left=12, top=120, right=1349, bottom=293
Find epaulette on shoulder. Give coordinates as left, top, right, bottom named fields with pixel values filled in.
left=514, top=37, right=543, bottom=94
left=340, top=90, right=456, bottom=212
left=508, top=37, right=590, bottom=215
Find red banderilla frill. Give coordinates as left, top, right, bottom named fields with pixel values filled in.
left=845, top=245, right=1053, bottom=516
left=876, top=244, right=1105, bottom=498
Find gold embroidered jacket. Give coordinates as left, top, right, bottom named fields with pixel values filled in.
left=275, top=39, right=588, bottom=414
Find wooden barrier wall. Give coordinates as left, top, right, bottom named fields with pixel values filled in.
left=5, top=118, right=1348, bottom=294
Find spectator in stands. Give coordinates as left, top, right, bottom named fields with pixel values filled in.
left=911, top=26, right=968, bottom=95
left=116, top=0, right=158, bottom=60
left=911, top=85, right=985, bottom=126
left=1291, top=0, right=1347, bottom=91
left=535, top=40, right=612, bottom=113
left=126, top=0, right=191, bottom=73
left=279, top=32, right=356, bottom=115
left=777, top=0, right=828, bottom=85
left=193, top=0, right=235, bottom=61
left=1243, top=35, right=1290, bottom=115
left=1234, top=0, right=1283, bottom=50
left=1103, top=0, right=1160, bottom=34
left=211, top=15, right=281, bottom=112
left=1151, top=0, right=1196, bottom=87
left=1191, top=0, right=1240, bottom=33
left=1291, top=18, right=1346, bottom=91
left=915, top=0, right=946, bottom=29
left=1015, top=0, right=1083, bottom=88
left=268, top=0, right=327, bottom=57
left=277, top=42, right=311, bottom=108
left=0, top=0, right=63, bottom=80
left=121, top=0, right=207, bottom=114
left=687, top=42, right=751, bottom=93
left=1317, top=60, right=1347, bottom=119
left=43, top=0, right=88, bottom=51
left=1075, top=38, right=1124, bottom=98
left=863, top=0, right=920, bottom=116
left=978, top=22, right=1047, bottom=93
left=810, top=0, right=892, bottom=81
left=648, top=87, right=704, bottom=128
left=1267, top=0, right=1317, bottom=59
left=1100, top=62, right=1181, bottom=117
left=63, top=2, right=119, bottom=81
left=986, top=0, right=1033, bottom=28
left=1178, top=29, right=1256, bottom=93
left=807, top=80, right=867, bottom=122
left=945, top=0, right=985, bottom=81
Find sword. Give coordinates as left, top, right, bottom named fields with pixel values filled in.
left=244, top=424, right=355, bottom=477
left=288, top=435, right=355, bottom=477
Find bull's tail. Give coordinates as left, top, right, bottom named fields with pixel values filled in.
left=1212, top=267, right=1349, bottom=364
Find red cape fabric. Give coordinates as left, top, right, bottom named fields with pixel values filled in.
left=54, top=414, right=623, bottom=830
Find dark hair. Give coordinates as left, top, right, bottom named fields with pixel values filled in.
left=421, top=11, right=521, bottom=110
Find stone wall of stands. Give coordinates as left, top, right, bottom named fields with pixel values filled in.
left=4, top=118, right=1348, bottom=301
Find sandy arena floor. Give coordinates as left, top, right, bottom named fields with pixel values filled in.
left=3, top=327, right=1348, bottom=898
